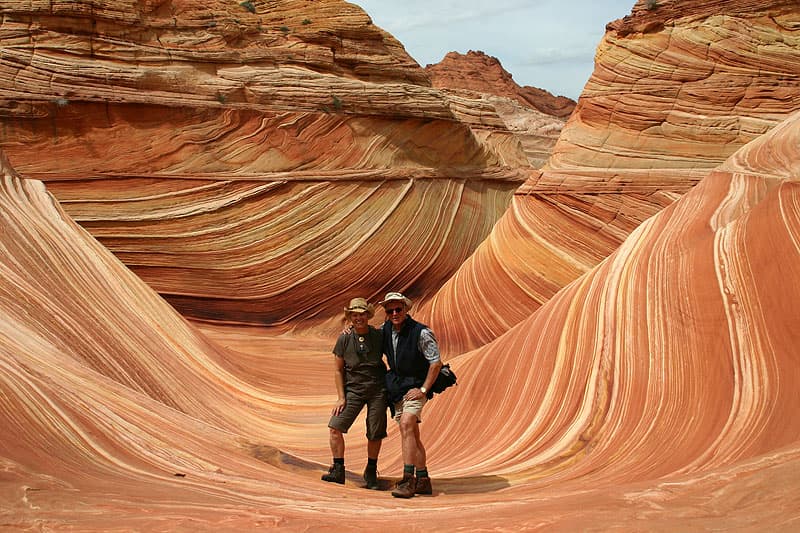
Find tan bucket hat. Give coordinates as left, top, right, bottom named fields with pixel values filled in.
left=343, top=297, right=375, bottom=320
left=378, top=291, right=413, bottom=311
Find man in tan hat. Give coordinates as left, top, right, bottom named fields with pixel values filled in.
left=379, top=292, right=443, bottom=498
left=322, top=297, right=387, bottom=490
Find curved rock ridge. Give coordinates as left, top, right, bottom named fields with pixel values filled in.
left=421, top=0, right=800, bottom=353
left=0, top=0, right=533, bottom=325
left=2, top=106, right=800, bottom=528
left=0, top=152, right=326, bottom=442
left=420, top=110, right=800, bottom=527
left=0, top=156, right=421, bottom=529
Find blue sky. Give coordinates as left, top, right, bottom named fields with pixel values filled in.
left=351, top=0, right=635, bottom=100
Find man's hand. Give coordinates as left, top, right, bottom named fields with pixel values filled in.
left=331, top=398, right=346, bottom=416
left=403, top=388, right=425, bottom=401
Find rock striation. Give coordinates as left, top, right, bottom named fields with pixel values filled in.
left=420, top=0, right=800, bottom=354
left=1, top=0, right=800, bottom=530
left=0, top=0, right=532, bottom=326
left=425, top=110, right=800, bottom=530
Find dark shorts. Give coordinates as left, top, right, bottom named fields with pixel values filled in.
left=328, top=388, right=388, bottom=441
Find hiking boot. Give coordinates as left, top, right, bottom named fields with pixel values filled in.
left=321, top=463, right=345, bottom=484
left=415, top=475, right=432, bottom=495
left=391, top=475, right=416, bottom=498
left=363, top=465, right=379, bottom=490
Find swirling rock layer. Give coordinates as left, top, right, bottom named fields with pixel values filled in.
left=1, top=0, right=800, bottom=531
left=0, top=0, right=531, bottom=325
left=421, top=0, right=800, bottom=354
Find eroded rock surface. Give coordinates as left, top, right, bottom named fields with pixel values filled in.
left=0, top=0, right=531, bottom=325
left=1, top=0, right=800, bottom=531
left=426, top=50, right=576, bottom=118
left=421, top=0, right=800, bottom=354
left=426, top=50, right=574, bottom=167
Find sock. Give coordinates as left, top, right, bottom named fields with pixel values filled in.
left=367, top=458, right=378, bottom=468
left=416, top=468, right=428, bottom=478
left=403, top=464, right=414, bottom=476
left=333, top=457, right=344, bottom=465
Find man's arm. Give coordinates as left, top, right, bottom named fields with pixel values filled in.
left=405, top=328, right=442, bottom=400
left=420, top=359, right=443, bottom=394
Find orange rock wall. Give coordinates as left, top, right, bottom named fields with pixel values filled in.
left=420, top=0, right=800, bottom=354
left=0, top=0, right=532, bottom=325
left=1, top=0, right=800, bottom=530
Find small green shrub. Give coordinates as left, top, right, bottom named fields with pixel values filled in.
left=332, top=96, right=343, bottom=111
left=302, top=19, right=311, bottom=25
left=279, top=25, right=290, bottom=33
left=240, top=1, right=256, bottom=14
left=646, top=0, right=658, bottom=10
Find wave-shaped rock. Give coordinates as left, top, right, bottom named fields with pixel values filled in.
left=2, top=108, right=799, bottom=531
left=421, top=0, right=800, bottom=354
left=0, top=0, right=532, bottom=325
left=422, top=108, right=800, bottom=529
left=2, top=0, right=800, bottom=530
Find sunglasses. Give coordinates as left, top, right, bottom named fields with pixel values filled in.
left=385, top=307, right=405, bottom=315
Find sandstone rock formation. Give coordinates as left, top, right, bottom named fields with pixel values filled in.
left=420, top=0, right=800, bottom=354
left=426, top=50, right=574, bottom=168
left=3, top=105, right=800, bottom=532
left=0, top=0, right=531, bottom=326
left=1, top=0, right=800, bottom=530
left=426, top=50, right=576, bottom=118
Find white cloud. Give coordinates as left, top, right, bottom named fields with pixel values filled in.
left=522, top=46, right=598, bottom=66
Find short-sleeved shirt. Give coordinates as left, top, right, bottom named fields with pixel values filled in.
left=333, top=326, right=385, bottom=396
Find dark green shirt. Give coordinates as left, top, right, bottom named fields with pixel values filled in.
left=333, top=326, right=385, bottom=396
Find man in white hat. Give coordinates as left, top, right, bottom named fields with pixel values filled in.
left=379, top=292, right=443, bottom=498
left=322, top=297, right=387, bottom=490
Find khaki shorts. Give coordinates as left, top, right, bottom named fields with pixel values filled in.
left=393, top=396, right=428, bottom=423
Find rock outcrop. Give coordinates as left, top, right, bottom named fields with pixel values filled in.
left=426, top=50, right=576, bottom=119
left=426, top=50, right=574, bottom=167
left=421, top=0, right=800, bottom=354
left=1, top=0, right=800, bottom=530
left=0, top=0, right=531, bottom=326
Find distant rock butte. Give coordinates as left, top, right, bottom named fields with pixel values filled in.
left=425, top=50, right=572, bottom=167
left=426, top=50, right=577, bottom=119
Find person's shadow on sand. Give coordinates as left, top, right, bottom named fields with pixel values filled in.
left=247, top=443, right=511, bottom=495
